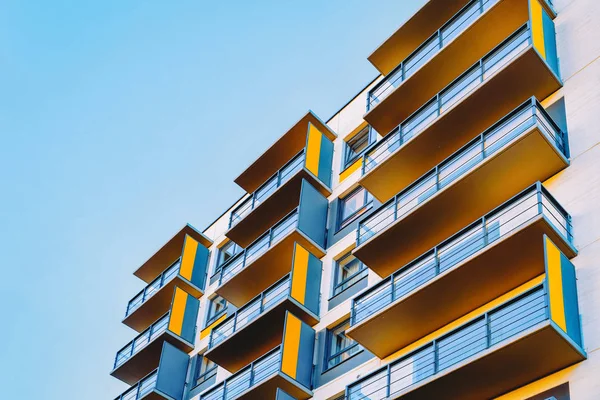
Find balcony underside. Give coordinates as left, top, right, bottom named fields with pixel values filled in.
left=365, top=0, right=530, bottom=135
left=122, top=277, right=202, bottom=332
left=205, top=299, right=318, bottom=373
left=110, top=331, right=193, bottom=385
left=134, top=224, right=211, bottom=284
left=368, top=0, right=471, bottom=75
left=236, top=373, right=312, bottom=400
left=235, top=111, right=336, bottom=194
left=217, top=230, right=325, bottom=307
left=361, top=45, right=562, bottom=202
left=354, top=123, right=568, bottom=278
left=347, top=216, right=575, bottom=358
left=227, top=169, right=330, bottom=248
left=394, top=322, right=585, bottom=400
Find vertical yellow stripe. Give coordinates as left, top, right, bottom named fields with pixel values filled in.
left=291, top=243, right=309, bottom=305
left=281, top=314, right=301, bottom=379
left=530, top=0, right=546, bottom=59
left=179, top=235, right=198, bottom=281
left=168, top=287, right=188, bottom=336
left=305, top=123, right=322, bottom=177
left=546, top=237, right=566, bottom=331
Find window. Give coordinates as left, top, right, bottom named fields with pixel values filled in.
left=215, top=241, right=242, bottom=274
left=333, top=253, right=367, bottom=296
left=206, top=296, right=227, bottom=326
left=194, top=355, right=217, bottom=387
left=325, top=319, right=361, bottom=369
left=337, top=188, right=374, bottom=230
left=344, top=126, right=376, bottom=168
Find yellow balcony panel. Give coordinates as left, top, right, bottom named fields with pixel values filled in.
left=368, top=0, right=471, bottom=75
left=111, top=312, right=194, bottom=385
left=123, top=259, right=204, bottom=332
left=134, top=224, right=212, bottom=284
left=353, top=96, right=568, bottom=279
left=217, top=184, right=328, bottom=307
left=234, top=111, right=336, bottom=195
left=347, top=272, right=585, bottom=400
left=348, top=184, right=575, bottom=358
left=366, top=0, right=537, bottom=136
left=201, top=314, right=315, bottom=400
left=227, top=165, right=330, bottom=248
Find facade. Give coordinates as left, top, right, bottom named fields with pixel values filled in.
left=110, top=0, right=600, bottom=399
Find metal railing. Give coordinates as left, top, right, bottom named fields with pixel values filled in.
left=114, top=369, right=158, bottom=400
left=351, top=182, right=572, bottom=325
left=201, top=346, right=283, bottom=400
left=357, top=96, right=566, bottom=246
left=347, top=286, right=548, bottom=399
left=209, top=275, right=292, bottom=348
left=367, top=0, right=501, bottom=111
left=229, top=151, right=305, bottom=229
left=362, top=23, right=535, bottom=176
left=219, top=209, right=299, bottom=285
left=125, top=258, right=181, bottom=317
left=114, top=313, right=170, bottom=369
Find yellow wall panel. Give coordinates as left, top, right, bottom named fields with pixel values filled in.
left=281, top=314, right=302, bottom=379
left=546, top=236, right=567, bottom=332
left=179, top=235, right=197, bottom=281
left=168, top=287, right=188, bottom=336
left=530, top=0, right=546, bottom=59
left=291, top=243, right=309, bottom=306
left=305, top=124, right=322, bottom=177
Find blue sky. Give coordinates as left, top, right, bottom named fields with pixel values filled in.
left=0, top=1, right=422, bottom=398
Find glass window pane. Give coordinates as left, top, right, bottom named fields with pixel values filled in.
left=389, top=345, right=435, bottom=396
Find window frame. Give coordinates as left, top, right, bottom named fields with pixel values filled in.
left=193, top=355, right=218, bottom=388
left=332, top=253, right=368, bottom=297
left=343, top=126, right=376, bottom=169
left=323, top=319, right=362, bottom=371
left=214, top=241, right=242, bottom=276
left=336, top=187, right=374, bottom=231
left=205, top=295, right=228, bottom=327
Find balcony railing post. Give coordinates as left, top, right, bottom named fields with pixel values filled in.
left=222, top=380, right=228, bottom=399
left=536, top=182, right=543, bottom=215
left=393, top=195, right=398, bottom=221
left=259, top=292, right=265, bottom=313
left=433, top=340, right=438, bottom=374
left=485, top=313, right=492, bottom=349
left=435, top=166, right=440, bottom=191
left=482, top=216, right=488, bottom=247
left=386, top=364, right=391, bottom=397
left=434, top=247, right=440, bottom=276
left=390, top=273, right=396, bottom=303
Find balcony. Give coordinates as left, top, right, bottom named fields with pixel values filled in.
left=227, top=150, right=331, bottom=248
left=362, top=19, right=561, bottom=202
left=123, top=255, right=204, bottom=331
left=134, top=224, right=212, bottom=284
left=353, top=96, right=568, bottom=278
left=113, top=342, right=189, bottom=400
left=111, top=311, right=195, bottom=384
left=206, top=262, right=321, bottom=372
left=366, top=0, right=556, bottom=136
left=346, top=271, right=585, bottom=400
left=201, top=314, right=315, bottom=400
left=347, top=183, right=575, bottom=358
left=234, top=111, right=335, bottom=193
left=217, top=181, right=328, bottom=307
left=367, top=0, right=472, bottom=75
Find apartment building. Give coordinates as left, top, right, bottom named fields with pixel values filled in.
left=110, top=0, right=600, bottom=399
